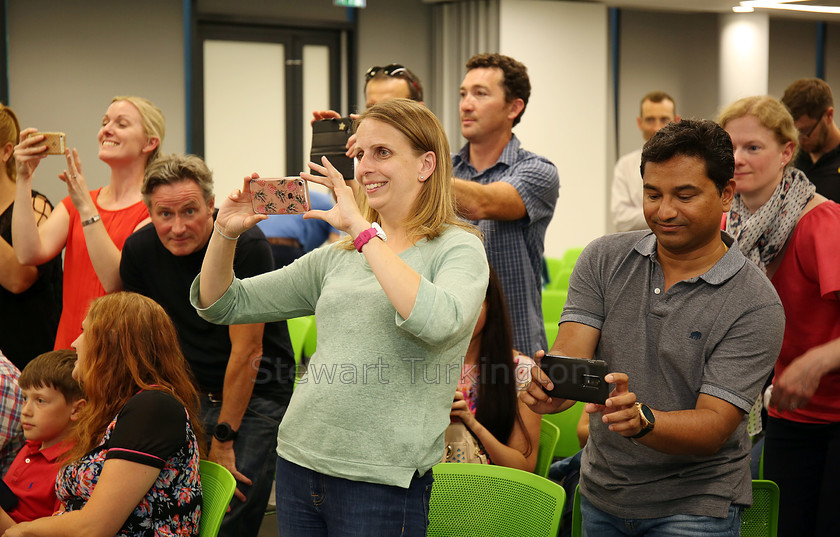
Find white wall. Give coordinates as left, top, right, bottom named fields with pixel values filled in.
left=8, top=0, right=186, bottom=208
left=828, top=23, right=840, bottom=88
left=617, top=10, right=824, bottom=158
left=500, top=0, right=609, bottom=256
left=617, top=10, right=720, bottom=158
left=768, top=19, right=819, bottom=97
left=719, top=13, right=770, bottom=107
left=357, top=0, right=433, bottom=114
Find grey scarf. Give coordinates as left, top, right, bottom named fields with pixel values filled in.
left=726, top=167, right=815, bottom=272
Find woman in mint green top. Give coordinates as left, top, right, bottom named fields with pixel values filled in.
left=192, top=99, right=488, bottom=536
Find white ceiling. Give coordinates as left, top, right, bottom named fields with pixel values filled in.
left=581, top=0, right=840, bottom=20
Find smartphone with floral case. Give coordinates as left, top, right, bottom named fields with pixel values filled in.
left=249, top=178, right=311, bottom=215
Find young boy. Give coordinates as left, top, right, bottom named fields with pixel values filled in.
left=0, top=350, right=85, bottom=528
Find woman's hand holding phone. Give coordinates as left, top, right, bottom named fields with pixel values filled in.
left=301, top=156, right=369, bottom=239
left=449, top=391, right=477, bottom=430
left=13, top=128, right=49, bottom=182
left=216, top=174, right=268, bottom=239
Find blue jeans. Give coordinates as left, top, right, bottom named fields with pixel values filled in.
left=274, top=456, right=433, bottom=537
left=549, top=450, right=582, bottom=537
left=580, top=494, right=741, bottom=537
left=201, top=393, right=287, bottom=537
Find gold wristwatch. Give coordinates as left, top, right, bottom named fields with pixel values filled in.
left=631, top=402, right=655, bottom=439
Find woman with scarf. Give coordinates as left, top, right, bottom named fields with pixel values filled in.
left=719, top=96, right=840, bottom=537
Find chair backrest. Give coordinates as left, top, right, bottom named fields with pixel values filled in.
left=535, top=419, right=560, bottom=477
left=560, top=247, right=585, bottom=270
left=545, top=322, right=560, bottom=349
left=302, top=314, right=317, bottom=359
left=428, top=463, right=566, bottom=537
left=546, top=267, right=574, bottom=291
left=571, top=480, right=780, bottom=537
left=542, top=401, right=586, bottom=459
left=541, top=289, right=567, bottom=326
left=742, top=480, right=780, bottom=537
left=199, top=459, right=237, bottom=537
left=544, top=257, right=563, bottom=288
left=285, top=316, right=311, bottom=364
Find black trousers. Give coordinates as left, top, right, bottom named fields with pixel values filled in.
left=763, top=416, right=840, bottom=537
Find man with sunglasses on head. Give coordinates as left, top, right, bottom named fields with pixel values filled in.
left=782, top=78, right=840, bottom=202
left=451, top=53, right=559, bottom=359
left=311, top=63, right=424, bottom=157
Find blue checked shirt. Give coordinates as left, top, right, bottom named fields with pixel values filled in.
left=453, top=135, right=560, bottom=356
left=0, top=353, right=24, bottom=476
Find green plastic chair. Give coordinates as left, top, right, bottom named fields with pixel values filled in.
left=560, top=247, right=585, bottom=270
left=544, top=257, right=564, bottom=288
left=546, top=267, right=574, bottom=291
left=535, top=419, right=560, bottom=478
left=199, top=459, right=237, bottom=537
left=571, top=480, right=780, bottom=537
left=428, top=463, right=566, bottom=537
left=285, top=316, right=310, bottom=363
left=542, top=401, right=586, bottom=459
left=742, top=480, right=780, bottom=537
left=545, top=322, right=559, bottom=350
left=542, top=289, right=567, bottom=326
left=285, top=316, right=312, bottom=387
left=302, top=314, right=317, bottom=359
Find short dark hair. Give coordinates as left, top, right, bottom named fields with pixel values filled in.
left=19, top=349, right=85, bottom=402
left=641, top=119, right=734, bottom=193
left=466, top=53, right=530, bottom=126
left=781, top=78, right=834, bottom=120
left=640, top=91, right=676, bottom=115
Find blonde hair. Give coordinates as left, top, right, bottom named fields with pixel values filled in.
left=718, top=95, right=799, bottom=168
left=342, top=98, right=478, bottom=249
left=111, top=95, right=166, bottom=166
left=0, top=104, right=20, bottom=180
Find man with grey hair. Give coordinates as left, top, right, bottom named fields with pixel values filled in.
left=120, top=153, right=294, bottom=537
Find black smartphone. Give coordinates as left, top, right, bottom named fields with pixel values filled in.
left=539, top=354, right=610, bottom=404
left=310, top=117, right=355, bottom=180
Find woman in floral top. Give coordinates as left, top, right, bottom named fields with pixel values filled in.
left=449, top=266, right=542, bottom=470
left=5, top=292, right=204, bottom=537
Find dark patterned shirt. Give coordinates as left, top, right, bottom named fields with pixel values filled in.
left=56, top=390, right=201, bottom=536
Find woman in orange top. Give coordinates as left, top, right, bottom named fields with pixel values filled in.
left=12, top=96, right=164, bottom=349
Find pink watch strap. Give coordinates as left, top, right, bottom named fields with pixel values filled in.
left=353, top=227, right=378, bottom=252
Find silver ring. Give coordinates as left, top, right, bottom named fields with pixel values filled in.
left=71, top=174, right=78, bottom=179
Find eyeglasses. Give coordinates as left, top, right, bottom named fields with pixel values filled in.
left=799, top=111, right=825, bottom=139
left=364, top=64, right=421, bottom=98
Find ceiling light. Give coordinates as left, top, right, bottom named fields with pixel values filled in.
left=740, top=1, right=840, bottom=14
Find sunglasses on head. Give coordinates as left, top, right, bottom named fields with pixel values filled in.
left=364, top=64, right=421, bottom=97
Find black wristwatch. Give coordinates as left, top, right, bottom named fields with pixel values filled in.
left=213, top=422, right=238, bottom=442
left=631, top=403, right=655, bottom=439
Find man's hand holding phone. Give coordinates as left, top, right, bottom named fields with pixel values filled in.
left=520, top=350, right=575, bottom=415
left=311, top=110, right=360, bottom=158
left=593, top=373, right=645, bottom=437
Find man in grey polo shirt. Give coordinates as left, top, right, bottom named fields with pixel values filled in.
left=523, top=119, right=785, bottom=536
